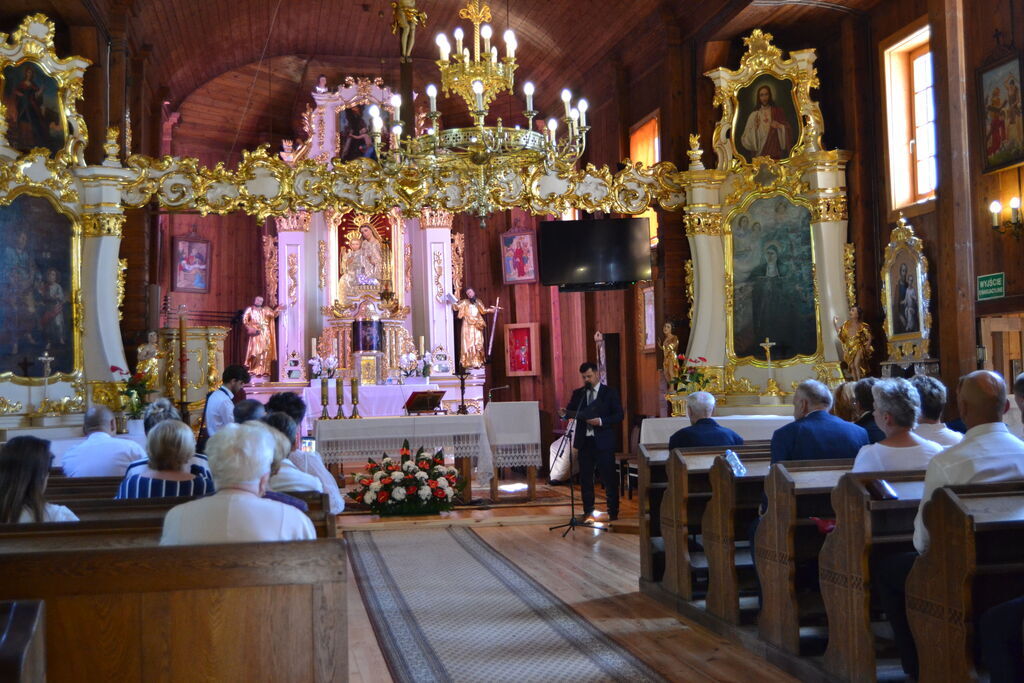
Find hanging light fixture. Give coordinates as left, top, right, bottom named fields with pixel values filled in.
left=370, top=0, right=589, bottom=225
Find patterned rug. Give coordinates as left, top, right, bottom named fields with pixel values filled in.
left=347, top=527, right=663, bottom=683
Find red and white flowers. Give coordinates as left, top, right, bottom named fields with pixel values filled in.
left=347, top=439, right=462, bottom=515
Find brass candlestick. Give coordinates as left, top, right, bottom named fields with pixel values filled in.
left=349, top=377, right=362, bottom=419
left=320, top=375, right=329, bottom=419
left=334, top=374, right=346, bottom=419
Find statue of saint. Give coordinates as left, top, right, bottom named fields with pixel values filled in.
left=243, top=295, right=282, bottom=377
left=660, top=322, right=679, bottom=386
left=136, top=330, right=162, bottom=393
left=391, top=0, right=427, bottom=62
left=833, top=306, right=872, bottom=381
left=449, top=287, right=497, bottom=369
left=339, top=223, right=386, bottom=296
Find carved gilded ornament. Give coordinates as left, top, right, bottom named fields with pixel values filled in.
left=684, top=259, right=694, bottom=321
left=706, top=30, right=824, bottom=172
left=0, top=396, right=23, bottom=414
left=89, top=380, right=126, bottom=411
left=262, top=235, right=279, bottom=307
left=843, top=243, right=856, bottom=311
left=81, top=213, right=125, bottom=238
left=287, top=253, right=299, bottom=306
left=451, top=231, right=465, bottom=295
left=206, top=333, right=221, bottom=390
left=810, top=195, right=848, bottom=223
left=684, top=211, right=722, bottom=236
left=724, top=156, right=810, bottom=206
left=432, top=249, right=445, bottom=303
left=116, top=257, right=127, bottom=320
left=318, top=240, right=327, bottom=290
left=880, top=215, right=932, bottom=362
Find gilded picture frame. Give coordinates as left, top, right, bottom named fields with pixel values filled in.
left=636, top=283, right=656, bottom=352
left=977, top=52, right=1024, bottom=174
left=731, top=73, right=802, bottom=164
left=499, top=229, right=538, bottom=285
left=880, top=216, right=931, bottom=361
left=172, top=234, right=211, bottom=293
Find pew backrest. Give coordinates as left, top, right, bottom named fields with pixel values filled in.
left=0, top=601, right=45, bottom=683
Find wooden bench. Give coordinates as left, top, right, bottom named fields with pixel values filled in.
left=702, top=454, right=772, bottom=625
left=0, top=540, right=346, bottom=681
left=661, top=443, right=771, bottom=600
left=0, top=601, right=45, bottom=682
left=818, top=471, right=925, bottom=682
left=638, top=443, right=670, bottom=585
left=755, top=459, right=853, bottom=655
left=46, top=477, right=122, bottom=500
left=906, top=483, right=1024, bottom=682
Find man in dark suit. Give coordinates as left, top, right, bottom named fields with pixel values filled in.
left=668, top=391, right=744, bottom=449
left=771, top=379, right=869, bottom=463
left=853, top=377, right=885, bottom=443
left=560, top=362, right=624, bottom=521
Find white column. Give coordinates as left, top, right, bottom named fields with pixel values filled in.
left=413, top=209, right=456, bottom=362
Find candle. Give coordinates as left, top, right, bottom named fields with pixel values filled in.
left=569, top=108, right=579, bottom=137
left=1012, top=197, right=1021, bottom=224
left=454, top=27, right=464, bottom=55
left=524, top=82, right=534, bottom=111
left=320, top=376, right=329, bottom=419
left=578, top=98, right=588, bottom=127
left=481, top=24, right=492, bottom=53
left=435, top=34, right=450, bottom=62
left=547, top=118, right=558, bottom=145
left=178, top=307, right=187, bottom=405
left=503, top=29, right=516, bottom=59
left=426, top=84, right=437, bottom=113
left=311, top=337, right=317, bottom=357
left=561, top=88, right=572, bottom=117
left=472, top=80, right=484, bottom=111
left=335, top=374, right=344, bottom=419
left=419, top=336, right=425, bottom=356
left=991, top=200, right=1003, bottom=227
left=390, top=93, right=402, bottom=126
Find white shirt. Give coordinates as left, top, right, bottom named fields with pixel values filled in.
left=18, top=503, right=79, bottom=523
left=913, top=422, right=1024, bottom=553
left=160, top=489, right=316, bottom=545
left=288, top=450, right=345, bottom=514
left=204, top=386, right=235, bottom=436
left=270, top=459, right=324, bottom=494
left=851, top=439, right=943, bottom=473
left=913, top=422, right=964, bottom=447
left=61, top=432, right=148, bottom=477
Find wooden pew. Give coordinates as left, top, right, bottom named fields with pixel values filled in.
left=0, top=540, right=346, bottom=682
left=702, top=454, right=772, bottom=624
left=818, top=471, right=925, bottom=682
left=906, top=483, right=1024, bottom=682
left=755, top=459, right=853, bottom=655
left=661, top=443, right=771, bottom=600
left=46, top=477, right=122, bottom=500
left=638, top=443, right=670, bottom=585
left=0, top=601, right=46, bottom=682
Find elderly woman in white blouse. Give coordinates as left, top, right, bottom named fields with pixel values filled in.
left=851, top=378, right=944, bottom=472
left=160, top=422, right=315, bottom=545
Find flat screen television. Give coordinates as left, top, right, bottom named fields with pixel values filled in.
left=538, top=218, right=652, bottom=291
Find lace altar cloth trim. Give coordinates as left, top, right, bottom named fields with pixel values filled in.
left=492, top=443, right=542, bottom=468
left=319, top=435, right=493, bottom=485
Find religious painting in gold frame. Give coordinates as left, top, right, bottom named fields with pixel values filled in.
left=635, top=283, right=655, bottom=352
left=0, top=15, right=90, bottom=164
left=0, top=189, right=83, bottom=384
left=880, top=215, right=931, bottom=361
left=725, top=192, right=821, bottom=367
left=732, top=74, right=801, bottom=164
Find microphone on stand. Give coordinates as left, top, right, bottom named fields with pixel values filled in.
left=487, top=385, right=509, bottom=402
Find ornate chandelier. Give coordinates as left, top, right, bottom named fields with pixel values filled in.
left=369, top=0, right=590, bottom=225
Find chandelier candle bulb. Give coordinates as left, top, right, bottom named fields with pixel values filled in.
left=427, top=84, right=438, bottom=112
left=491, top=46, right=498, bottom=63
left=569, top=108, right=579, bottom=137
left=392, top=125, right=403, bottom=143
left=547, top=118, right=558, bottom=145
left=504, top=29, right=516, bottom=58
left=524, top=81, right=535, bottom=111
left=372, top=116, right=383, bottom=133
left=578, top=98, right=588, bottom=127
left=390, top=94, right=402, bottom=125
left=436, top=34, right=450, bottom=61
left=991, top=200, right=1003, bottom=227
left=472, top=80, right=485, bottom=111
left=561, top=88, right=572, bottom=117
left=481, top=24, right=492, bottom=53
left=1012, top=197, right=1021, bottom=223
left=454, top=27, right=464, bottom=55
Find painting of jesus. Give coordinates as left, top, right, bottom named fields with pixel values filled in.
left=734, top=75, right=800, bottom=162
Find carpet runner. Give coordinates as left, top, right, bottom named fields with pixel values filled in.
left=347, top=527, right=663, bottom=682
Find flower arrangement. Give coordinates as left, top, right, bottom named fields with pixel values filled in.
left=308, top=354, right=339, bottom=378
left=399, top=351, right=433, bottom=379
left=673, top=355, right=712, bottom=393
left=348, top=440, right=462, bottom=516
left=110, top=365, right=151, bottom=418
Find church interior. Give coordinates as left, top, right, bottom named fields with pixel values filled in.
left=1, top=0, right=1023, bottom=680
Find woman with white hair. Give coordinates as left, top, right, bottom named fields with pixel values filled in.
left=159, top=422, right=315, bottom=545
left=851, top=378, right=943, bottom=472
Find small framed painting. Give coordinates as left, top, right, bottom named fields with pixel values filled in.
left=499, top=229, right=538, bottom=284
left=978, top=53, right=1024, bottom=173
left=172, top=234, right=211, bottom=293
left=637, top=283, right=656, bottom=352
left=505, top=323, right=540, bottom=377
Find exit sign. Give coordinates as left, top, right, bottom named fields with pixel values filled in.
left=977, top=272, right=1005, bottom=301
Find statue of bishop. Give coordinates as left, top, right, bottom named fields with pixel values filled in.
left=243, top=295, right=282, bottom=377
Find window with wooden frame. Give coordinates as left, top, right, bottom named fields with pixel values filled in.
left=883, top=21, right=936, bottom=211
left=629, top=113, right=660, bottom=246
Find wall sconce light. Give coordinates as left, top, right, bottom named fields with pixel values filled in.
left=990, top=196, right=1023, bottom=239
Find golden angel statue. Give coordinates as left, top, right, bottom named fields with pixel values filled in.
left=243, top=295, right=283, bottom=377
left=660, top=322, right=679, bottom=386
left=391, top=0, right=427, bottom=62
left=135, top=330, right=162, bottom=394
left=833, top=305, right=872, bottom=381
left=447, top=287, right=497, bottom=369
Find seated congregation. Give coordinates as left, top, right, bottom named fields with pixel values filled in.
left=645, top=370, right=1024, bottom=683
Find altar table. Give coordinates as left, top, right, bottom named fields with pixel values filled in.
left=483, top=401, right=542, bottom=500
left=639, top=414, right=793, bottom=446
left=300, top=382, right=440, bottom=433
left=315, top=414, right=493, bottom=499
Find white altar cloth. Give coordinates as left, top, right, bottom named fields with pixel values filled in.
left=303, top=381, right=441, bottom=418
left=640, top=414, right=793, bottom=446
left=484, top=401, right=542, bottom=468
left=315, top=414, right=493, bottom=484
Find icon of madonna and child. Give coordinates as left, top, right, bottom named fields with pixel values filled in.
left=338, top=104, right=392, bottom=163
left=730, top=196, right=818, bottom=362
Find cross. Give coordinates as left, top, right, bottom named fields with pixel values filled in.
left=38, top=350, right=55, bottom=378
left=759, top=337, right=776, bottom=368
left=16, top=357, right=33, bottom=376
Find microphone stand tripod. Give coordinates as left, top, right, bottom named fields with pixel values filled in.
left=549, top=416, right=608, bottom=537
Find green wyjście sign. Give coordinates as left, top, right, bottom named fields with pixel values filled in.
left=977, top=272, right=1005, bottom=301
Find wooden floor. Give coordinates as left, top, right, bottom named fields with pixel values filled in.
left=344, top=503, right=795, bottom=682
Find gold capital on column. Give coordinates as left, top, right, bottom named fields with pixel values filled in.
left=81, top=214, right=126, bottom=238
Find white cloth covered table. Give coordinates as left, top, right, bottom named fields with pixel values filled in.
left=639, top=414, right=793, bottom=446
left=484, top=401, right=542, bottom=468
left=302, top=382, right=441, bottom=418
left=315, top=414, right=493, bottom=484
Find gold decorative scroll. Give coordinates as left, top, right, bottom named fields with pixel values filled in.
left=287, top=253, right=299, bottom=306
left=318, top=240, right=327, bottom=290
left=0, top=396, right=24, bottom=414
left=432, top=249, right=445, bottom=303
left=684, top=259, right=694, bottom=321
left=811, top=195, right=848, bottom=223
left=89, top=380, right=125, bottom=411
left=843, top=243, right=856, bottom=311
left=116, top=258, right=127, bottom=320
left=452, top=232, right=465, bottom=296
left=262, top=235, right=278, bottom=307
left=81, top=214, right=126, bottom=238
left=684, top=212, right=722, bottom=236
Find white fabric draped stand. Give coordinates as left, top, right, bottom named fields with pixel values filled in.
left=484, top=401, right=542, bottom=500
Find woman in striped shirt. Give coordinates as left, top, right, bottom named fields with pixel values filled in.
left=117, top=419, right=214, bottom=499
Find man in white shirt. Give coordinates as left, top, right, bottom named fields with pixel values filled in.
left=876, top=370, right=1024, bottom=679
left=161, top=422, right=315, bottom=545
left=204, top=364, right=250, bottom=438
left=61, top=405, right=148, bottom=477
left=910, top=374, right=963, bottom=447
